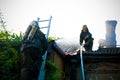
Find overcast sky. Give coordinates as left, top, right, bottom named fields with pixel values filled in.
left=0, top=0, right=120, bottom=50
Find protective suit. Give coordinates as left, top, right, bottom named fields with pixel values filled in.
left=20, top=21, right=48, bottom=80
left=80, top=25, right=93, bottom=51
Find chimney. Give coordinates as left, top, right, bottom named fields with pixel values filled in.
left=98, top=20, right=117, bottom=48
left=105, top=20, right=117, bottom=47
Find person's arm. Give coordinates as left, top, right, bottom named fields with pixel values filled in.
left=40, top=31, right=48, bottom=54
left=84, top=32, right=93, bottom=45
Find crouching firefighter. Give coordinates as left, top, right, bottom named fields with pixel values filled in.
left=20, top=21, right=48, bottom=80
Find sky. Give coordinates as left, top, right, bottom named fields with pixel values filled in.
left=0, top=0, right=120, bottom=50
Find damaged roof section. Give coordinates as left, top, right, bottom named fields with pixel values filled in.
left=55, top=38, right=80, bottom=56
left=50, top=39, right=120, bottom=62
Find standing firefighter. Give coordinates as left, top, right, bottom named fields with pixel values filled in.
left=20, top=21, right=48, bottom=80
left=80, top=25, right=94, bottom=51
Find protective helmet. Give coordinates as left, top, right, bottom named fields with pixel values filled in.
left=30, top=20, right=39, bottom=27
left=82, top=25, right=87, bottom=30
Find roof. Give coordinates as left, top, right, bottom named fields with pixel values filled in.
left=50, top=39, right=120, bottom=62
left=55, top=38, right=80, bottom=56
left=53, top=38, right=120, bottom=54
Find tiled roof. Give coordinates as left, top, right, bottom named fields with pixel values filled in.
left=53, top=39, right=120, bottom=56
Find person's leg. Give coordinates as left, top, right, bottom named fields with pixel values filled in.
left=21, top=47, right=43, bottom=80
left=84, top=45, right=89, bottom=51
left=89, top=41, right=93, bottom=51
left=84, top=41, right=93, bottom=51
left=29, top=47, right=43, bottom=80
left=21, top=48, right=33, bottom=80
left=21, top=68, right=33, bottom=80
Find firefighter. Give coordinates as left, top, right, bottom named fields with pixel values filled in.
left=20, top=21, right=48, bottom=80
left=79, top=25, right=94, bottom=51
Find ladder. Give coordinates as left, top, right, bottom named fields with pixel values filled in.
left=37, top=16, right=52, bottom=80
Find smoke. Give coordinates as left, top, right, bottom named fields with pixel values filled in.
left=55, top=37, right=80, bottom=55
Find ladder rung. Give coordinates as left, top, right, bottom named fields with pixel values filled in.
left=40, top=26, right=48, bottom=29
left=38, top=16, right=52, bottom=80
left=38, top=20, right=50, bottom=22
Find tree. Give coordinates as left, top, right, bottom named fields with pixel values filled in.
left=0, top=11, right=22, bottom=80
left=0, top=11, right=6, bottom=31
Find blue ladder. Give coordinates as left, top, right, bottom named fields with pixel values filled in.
left=37, top=16, right=52, bottom=80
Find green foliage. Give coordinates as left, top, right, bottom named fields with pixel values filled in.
left=0, top=11, right=7, bottom=30
left=45, top=61, right=62, bottom=80
left=48, top=36, right=62, bottom=42
left=0, top=30, right=23, bottom=80
left=0, top=12, right=22, bottom=79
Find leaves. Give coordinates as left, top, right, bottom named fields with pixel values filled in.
left=45, top=61, right=62, bottom=80
left=0, top=30, right=22, bottom=80
left=48, top=36, right=62, bottom=42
